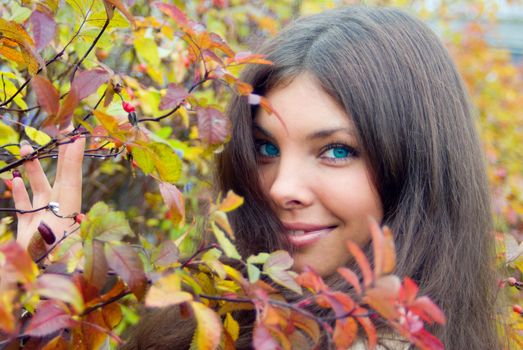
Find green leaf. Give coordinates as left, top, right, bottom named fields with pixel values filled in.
left=211, top=222, right=241, bottom=260
left=80, top=202, right=133, bottom=241
left=133, top=142, right=182, bottom=184
left=247, top=263, right=261, bottom=283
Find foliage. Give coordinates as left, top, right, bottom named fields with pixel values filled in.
left=0, top=0, right=520, bottom=349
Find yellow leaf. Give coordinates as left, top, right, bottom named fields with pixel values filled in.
left=145, top=273, right=193, bottom=308
left=0, top=18, right=34, bottom=46
left=191, top=301, right=222, bottom=350
left=224, top=313, right=239, bottom=341
left=24, top=126, right=51, bottom=146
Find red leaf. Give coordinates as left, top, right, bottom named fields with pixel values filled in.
left=25, top=300, right=75, bottom=337
left=159, top=83, right=189, bottom=110
left=410, top=296, right=446, bottom=325
left=54, top=86, right=78, bottom=128
left=30, top=9, right=56, bottom=52
left=105, top=244, right=147, bottom=301
left=355, top=307, right=377, bottom=350
left=32, top=75, right=59, bottom=116
left=83, top=239, right=108, bottom=291
left=103, top=0, right=135, bottom=26
left=197, top=107, right=230, bottom=145
left=154, top=2, right=188, bottom=27
left=0, top=241, right=38, bottom=285
left=296, top=267, right=329, bottom=293
left=412, top=329, right=445, bottom=350
left=337, top=267, right=362, bottom=295
left=159, top=181, right=185, bottom=225
left=399, top=277, right=419, bottom=304
left=252, top=323, right=281, bottom=350
left=346, top=241, right=373, bottom=288
left=72, top=68, right=110, bottom=101
left=381, top=226, right=396, bottom=274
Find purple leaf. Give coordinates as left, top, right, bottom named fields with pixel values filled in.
left=159, top=83, right=188, bottom=110
left=25, top=300, right=75, bottom=337
left=30, top=10, right=56, bottom=52
left=71, top=68, right=110, bottom=101
left=197, top=107, right=230, bottom=145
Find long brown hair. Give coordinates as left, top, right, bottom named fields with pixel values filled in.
left=217, top=6, right=501, bottom=349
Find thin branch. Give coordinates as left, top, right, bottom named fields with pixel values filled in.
left=70, top=13, right=111, bottom=81
left=35, top=226, right=81, bottom=264
left=180, top=243, right=219, bottom=269
left=81, top=290, right=132, bottom=316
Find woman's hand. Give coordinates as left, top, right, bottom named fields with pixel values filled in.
left=12, top=134, right=85, bottom=250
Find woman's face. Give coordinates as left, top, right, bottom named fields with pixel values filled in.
left=254, top=73, right=383, bottom=276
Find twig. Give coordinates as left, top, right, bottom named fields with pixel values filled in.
left=70, top=14, right=111, bottom=81
left=35, top=226, right=81, bottom=264
left=81, top=290, right=132, bottom=316
left=180, top=243, right=219, bottom=269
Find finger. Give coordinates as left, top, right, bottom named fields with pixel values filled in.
left=55, top=135, right=86, bottom=215
left=20, top=143, right=52, bottom=207
left=12, top=176, right=33, bottom=248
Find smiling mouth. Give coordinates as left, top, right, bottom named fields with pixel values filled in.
left=286, top=226, right=336, bottom=248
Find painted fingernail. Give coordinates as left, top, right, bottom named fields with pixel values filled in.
left=38, top=221, right=56, bottom=245
left=12, top=169, right=21, bottom=179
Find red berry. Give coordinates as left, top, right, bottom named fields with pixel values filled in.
left=122, top=101, right=135, bottom=113
left=38, top=221, right=56, bottom=245
left=74, top=213, right=86, bottom=224
left=513, top=304, right=523, bottom=314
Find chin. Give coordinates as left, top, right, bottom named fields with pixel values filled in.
left=292, top=255, right=339, bottom=277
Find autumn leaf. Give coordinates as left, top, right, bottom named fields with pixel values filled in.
left=346, top=241, right=373, bottom=288
left=132, top=142, right=182, bottom=183
left=83, top=239, right=108, bottom=291
left=191, top=301, right=222, bottom=350
left=333, top=317, right=358, bottom=349
left=217, top=190, right=244, bottom=212
left=263, top=250, right=301, bottom=294
left=146, top=273, right=193, bottom=308
left=0, top=241, right=39, bottom=285
left=159, top=181, right=185, bottom=226
left=224, top=313, right=240, bottom=341
left=32, top=75, right=60, bottom=116
left=151, top=239, right=180, bottom=268
left=197, top=107, right=230, bottom=145
left=24, top=125, right=51, bottom=145
left=102, top=302, right=122, bottom=329
left=25, top=300, right=75, bottom=337
left=337, top=267, right=362, bottom=295
left=211, top=222, right=241, bottom=259
left=35, top=273, right=85, bottom=313
left=253, top=323, right=280, bottom=350
left=159, top=83, right=189, bottom=110
left=71, top=68, right=110, bottom=101
left=80, top=202, right=133, bottom=241
left=30, top=9, right=56, bottom=52
left=0, top=291, right=16, bottom=334
left=105, top=244, right=147, bottom=300
left=41, top=335, right=68, bottom=350
left=154, top=2, right=189, bottom=28
left=103, top=0, right=135, bottom=26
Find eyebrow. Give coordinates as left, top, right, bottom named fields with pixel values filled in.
left=253, top=123, right=356, bottom=140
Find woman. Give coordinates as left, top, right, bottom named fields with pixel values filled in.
left=13, top=6, right=501, bottom=349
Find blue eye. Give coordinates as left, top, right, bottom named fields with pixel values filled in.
left=257, top=142, right=280, bottom=158
left=321, top=144, right=356, bottom=162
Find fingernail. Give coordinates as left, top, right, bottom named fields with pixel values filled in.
left=12, top=169, right=21, bottom=179
left=20, top=140, right=30, bottom=147
left=38, top=221, right=56, bottom=245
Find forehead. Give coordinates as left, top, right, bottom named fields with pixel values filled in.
left=254, top=73, right=355, bottom=136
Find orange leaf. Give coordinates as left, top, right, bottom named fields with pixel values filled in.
left=333, top=317, right=358, bottom=349
left=159, top=181, right=185, bottom=226
left=337, top=267, right=362, bottom=295
left=154, top=2, right=188, bottom=28
left=0, top=18, right=34, bottom=47
left=217, top=190, right=244, bottom=212
left=0, top=241, right=39, bottom=285
left=346, top=241, right=373, bottom=287
left=382, top=226, right=396, bottom=274
left=102, top=302, right=122, bottom=329
left=42, top=335, right=68, bottom=350
left=410, top=296, right=446, bottom=325
left=55, top=87, right=79, bottom=128
left=82, top=310, right=109, bottom=349
left=399, top=277, right=419, bottom=304
left=355, top=307, right=378, bottom=350
left=369, top=218, right=384, bottom=277
left=0, top=45, right=25, bottom=65
left=290, top=311, right=321, bottom=346
left=32, top=75, right=60, bottom=116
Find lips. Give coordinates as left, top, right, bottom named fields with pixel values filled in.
left=283, top=223, right=336, bottom=248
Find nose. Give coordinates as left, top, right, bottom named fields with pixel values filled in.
left=267, top=156, right=314, bottom=210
